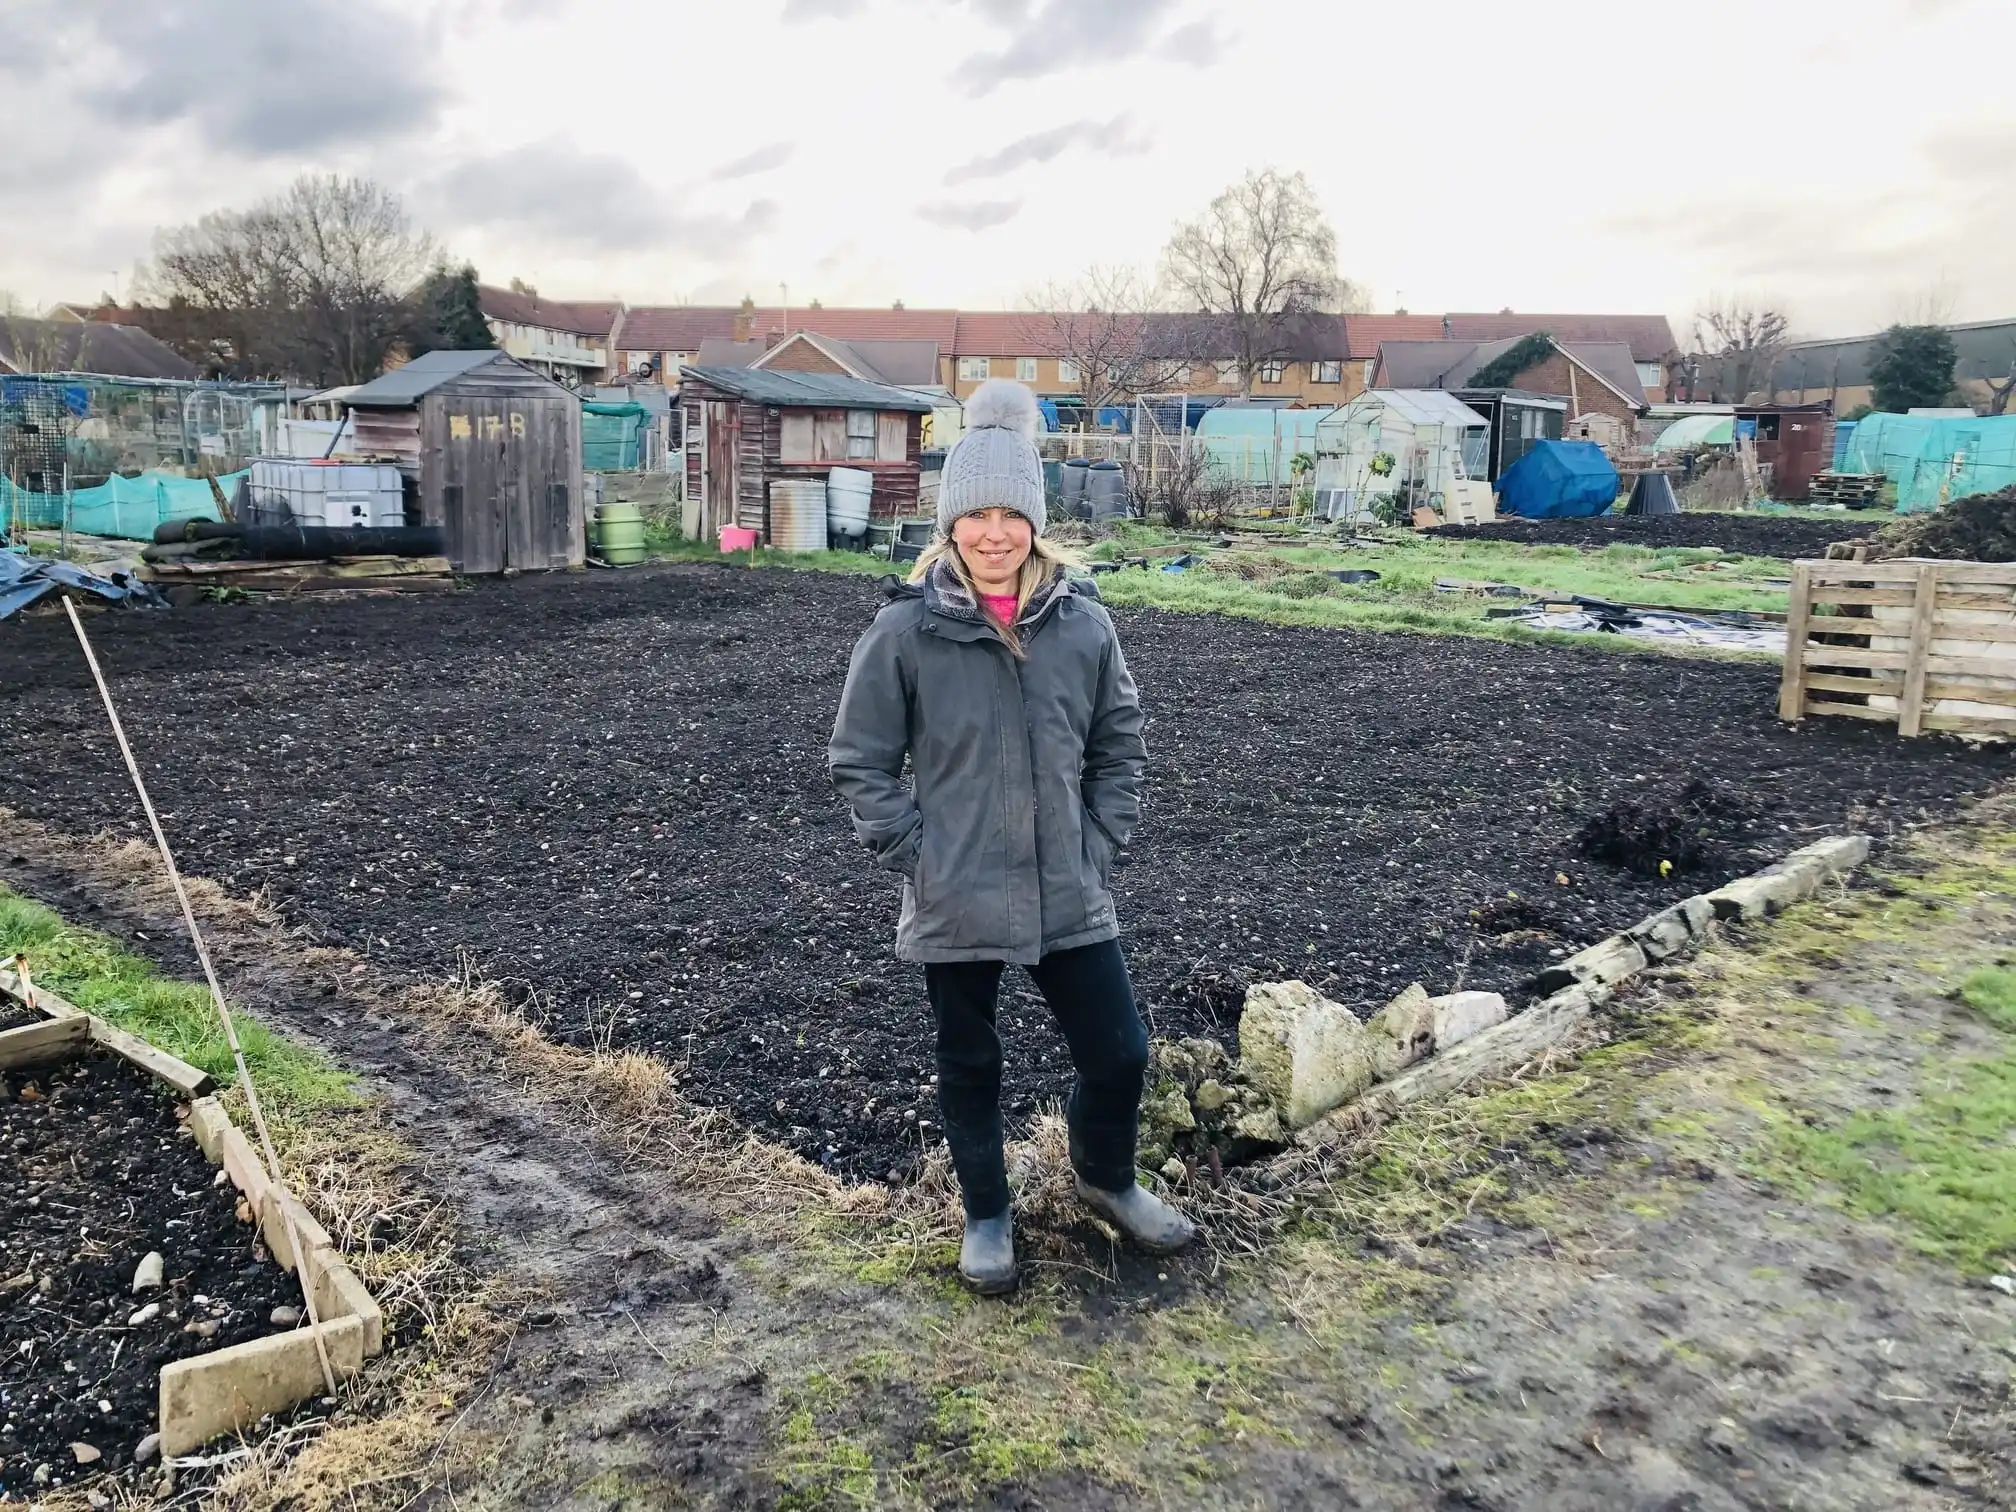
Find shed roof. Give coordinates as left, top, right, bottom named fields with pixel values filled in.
left=344, top=349, right=537, bottom=406
left=676, top=365, right=934, bottom=411
left=1444, top=312, right=1677, bottom=361
left=1375, top=337, right=1648, bottom=407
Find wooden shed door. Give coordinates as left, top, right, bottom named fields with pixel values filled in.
left=438, top=401, right=506, bottom=574
left=704, top=401, right=738, bottom=537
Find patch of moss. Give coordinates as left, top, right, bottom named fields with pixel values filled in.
left=1961, top=967, right=2016, bottom=1032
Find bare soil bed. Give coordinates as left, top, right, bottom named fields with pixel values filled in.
left=1, top=1046, right=294, bottom=1494
left=1430, top=512, right=1863, bottom=559
left=1, top=567, right=2007, bottom=1185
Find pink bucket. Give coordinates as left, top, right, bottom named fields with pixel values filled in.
left=718, top=525, right=760, bottom=553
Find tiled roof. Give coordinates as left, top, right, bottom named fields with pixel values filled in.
left=476, top=284, right=622, bottom=338
left=748, top=306, right=961, bottom=344
left=0, top=318, right=198, bottom=380
left=1343, top=314, right=1451, bottom=359
left=1444, top=313, right=1677, bottom=361
left=1374, top=337, right=1649, bottom=407
left=615, top=306, right=739, bottom=351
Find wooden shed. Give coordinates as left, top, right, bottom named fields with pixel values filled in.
left=1734, top=402, right=1834, bottom=503
left=344, top=350, right=583, bottom=574
left=676, top=365, right=932, bottom=542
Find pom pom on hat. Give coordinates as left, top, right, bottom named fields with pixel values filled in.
left=961, top=377, right=1041, bottom=439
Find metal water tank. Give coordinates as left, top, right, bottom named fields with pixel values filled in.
left=1060, top=457, right=1092, bottom=519
left=769, top=479, right=829, bottom=551
left=825, top=467, right=873, bottom=538
left=1087, top=460, right=1129, bottom=523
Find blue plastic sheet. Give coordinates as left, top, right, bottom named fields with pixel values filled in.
left=0, top=552, right=166, bottom=620
left=1494, top=441, right=1621, bottom=518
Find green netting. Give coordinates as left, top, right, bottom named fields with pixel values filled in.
left=1842, top=413, right=2016, bottom=512
left=582, top=402, right=648, bottom=472
left=1, top=470, right=248, bottom=539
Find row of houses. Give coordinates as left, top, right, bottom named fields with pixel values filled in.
left=477, top=285, right=1680, bottom=412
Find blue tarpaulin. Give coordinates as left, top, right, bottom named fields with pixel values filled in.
left=0, top=553, right=165, bottom=621
left=1494, top=440, right=1620, bottom=518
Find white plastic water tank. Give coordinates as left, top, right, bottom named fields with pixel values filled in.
left=248, top=459, right=403, bottom=527
left=825, top=467, right=873, bottom=538
left=768, top=479, right=829, bottom=551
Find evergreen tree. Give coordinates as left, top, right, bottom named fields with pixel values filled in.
left=407, top=264, right=495, bottom=356
left=1869, top=324, right=1958, bottom=413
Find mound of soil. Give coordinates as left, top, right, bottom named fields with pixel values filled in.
left=1, top=1047, right=295, bottom=1494
left=1875, top=485, right=2016, bottom=563
left=1430, top=513, right=1862, bottom=559
left=0, top=567, right=2007, bottom=1184
left=1576, top=777, right=1757, bottom=878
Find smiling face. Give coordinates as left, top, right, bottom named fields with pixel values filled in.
left=950, top=507, right=1034, bottom=595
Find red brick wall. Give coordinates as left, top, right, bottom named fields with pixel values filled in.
left=761, top=343, right=849, bottom=376
left=1512, top=352, right=1640, bottom=428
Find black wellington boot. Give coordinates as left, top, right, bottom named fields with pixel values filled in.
left=959, top=1210, right=1018, bottom=1295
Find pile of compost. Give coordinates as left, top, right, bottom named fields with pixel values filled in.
left=1430, top=513, right=1862, bottom=559
left=1873, top=486, right=2016, bottom=563
left=1, top=566, right=2007, bottom=1183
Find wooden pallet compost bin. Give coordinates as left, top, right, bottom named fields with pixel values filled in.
left=1777, top=557, right=2016, bottom=739
left=0, top=964, right=382, bottom=1458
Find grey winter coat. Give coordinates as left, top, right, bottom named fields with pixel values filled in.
left=827, top=560, right=1148, bottom=965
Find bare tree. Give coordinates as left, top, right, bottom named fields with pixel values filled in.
left=1017, top=266, right=1197, bottom=415
left=1161, top=169, right=1345, bottom=395
left=140, top=175, right=435, bottom=385
left=1689, top=296, right=1790, bottom=403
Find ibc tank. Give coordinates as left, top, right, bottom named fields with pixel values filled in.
left=826, top=467, right=873, bottom=538
left=1087, top=460, right=1129, bottom=523
left=769, top=479, right=829, bottom=551
left=1060, top=457, right=1092, bottom=519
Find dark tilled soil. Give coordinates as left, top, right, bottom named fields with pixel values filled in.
left=1430, top=512, right=1864, bottom=558
left=0, top=1046, right=294, bottom=1493
left=1, top=568, right=2008, bottom=1183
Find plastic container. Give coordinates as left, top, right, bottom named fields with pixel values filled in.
left=247, top=458, right=404, bottom=528
left=768, top=479, right=829, bottom=552
left=1060, top=458, right=1092, bottom=519
left=825, top=467, right=873, bottom=539
left=719, top=524, right=760, bottom=553
left=597, top=502, right=646, bottom=564
left=1087, top=459, right=1129, bottom=523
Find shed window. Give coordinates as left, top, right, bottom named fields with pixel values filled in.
left=877, top=412, right=908, bottom=461
left=844, top=409, right=878, bottom=459
left=959, top=356, right=990, bottom=381
left=780, top=411, right=815, bottom=460
left=1312, top=361, right=1343, bottom=384
left=1259, top=361, right=1285, bottom=384
left=1016, top=357, right=1038, bottom=382
left=815, top=410, right=848, bottom=460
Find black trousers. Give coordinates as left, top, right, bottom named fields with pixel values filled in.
left=923, top=938, right=1150, bottom=1220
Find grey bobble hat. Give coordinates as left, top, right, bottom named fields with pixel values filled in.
left=937, top=378, right=1047, bottom=536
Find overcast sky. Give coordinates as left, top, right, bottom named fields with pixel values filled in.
left=2, top=0, right=2011, bottom=340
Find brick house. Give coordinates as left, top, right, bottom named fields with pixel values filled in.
left=1370, top=336, right=1650, bottom=428
left=476, top=284, right=621, bottom=384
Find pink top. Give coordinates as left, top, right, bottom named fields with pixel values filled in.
left=980, top=591, right=1019, bottom=626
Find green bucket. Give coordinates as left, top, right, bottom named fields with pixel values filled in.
left=597, top=502, right=646, bottom=565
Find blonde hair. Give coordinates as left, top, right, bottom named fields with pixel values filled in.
left=909, top=530, right=1084, bottom=657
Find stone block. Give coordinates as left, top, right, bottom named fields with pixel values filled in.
left=1364, top=983, right=1436, bottom=1081
left=1428, top=991, right=1509, bottom=1049
left=218, top=1127, right=271, bottom=1216
left=260, top=1190, right=334, bottom=1275
left=185, top=1097, right=231, bottom=1163
left=1526, top=935, right=1648, bottom=997
left=1236, top=980, right=1372, bottom=1129
left=159, top=1315, right=364, bottom=1457
left=1625, top=895, right=1716, bottom=962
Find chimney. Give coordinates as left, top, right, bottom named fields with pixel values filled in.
left=892, top=299, right=905, bottom=310
left=733, top=294, right=755, bottom=342
left=1441, top=315, right=1451, bottom=339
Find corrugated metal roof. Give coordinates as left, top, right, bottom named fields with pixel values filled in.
left=676, top=365, right=934, bottom=411
left=344, top=349, right=518, bottom=406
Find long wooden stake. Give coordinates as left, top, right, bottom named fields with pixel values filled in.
left=61, top=597, right=337, bottom=1399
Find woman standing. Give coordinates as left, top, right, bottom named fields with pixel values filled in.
left=828, top=379, right=1196, bottom=1294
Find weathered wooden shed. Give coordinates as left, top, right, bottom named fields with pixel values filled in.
left=1734, top=402, right=1834, bottom=502
left=344, top=350, right=583, bottom=574
left=676, top=365, right=932, bottom=541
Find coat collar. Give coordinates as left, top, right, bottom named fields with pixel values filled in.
left=883, top=558, right=1086, bottom=644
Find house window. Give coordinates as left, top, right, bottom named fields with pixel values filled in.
left=959, top=356, right=990, bottom=381
left=1312, top=360, right=1343, bottom=384
left=846, top=408, right=877, bottom=459
left=1259, top=361, right=1285, bottom=384
left=1216, top=360, right=1240, bottom=386
left=1056, top=359, right=1079, bottom=385
left=1635, top=362, right=1664, bottom=389
left=1016, top=357, right=1038, bottom=382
